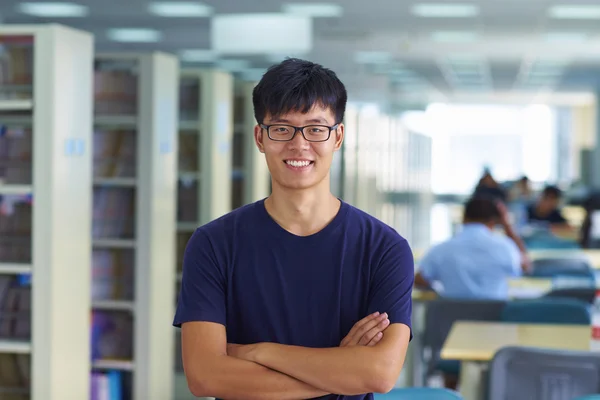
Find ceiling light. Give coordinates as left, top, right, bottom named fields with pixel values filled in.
left=548, top=5, right=600, bottom=19
left=544, top=32, right=588, bottom=42
left=148, top=2, right=213, bottom=17
left=17, top=2, right=88, bottom=17
left=431, top=31, right=478, bottom=42
left=411, top=3, right=479, bottom=18
left=282, top=3, right=343, bottom=17
left=179, top=49, right=217, bottom=62
left=107, top=28, right=162, bottom=43
left=354, top=51, right=393, bottom=64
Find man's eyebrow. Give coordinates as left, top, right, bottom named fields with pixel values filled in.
left=269, top=118, right=330, bottom=124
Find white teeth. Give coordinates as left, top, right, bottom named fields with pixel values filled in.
left=286, top=160, right=311, bottom=167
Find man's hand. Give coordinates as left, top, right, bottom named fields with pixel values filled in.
left=340, top=312, right=390, bottom=347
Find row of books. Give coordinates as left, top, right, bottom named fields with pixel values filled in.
left=0, top=275, right=30, bottom=340
left=91, top=370, right=125, bottom=400
left=93, top=130, right=137, bottom=179
left=176, top=232, right=194, bottom=275
left=92, top=188, right=136, bottom=239
left=93, top=70, right=138, bottom=116
left=178, top=133, right=198, bottom=172
left=177, top=181, right=199, bottom=223
left=92, top=249, right=134, bottom=301
left=0, top=196, right=32, bottom=264
left=0, top=127, right=32, bottom=185
left=0, top=353, right=29, bottom=400
left=178, top=77, right=200, bottom=121
left=91, top=311, right=133, bottom=361
left=0, top=44, right=33, bottom=90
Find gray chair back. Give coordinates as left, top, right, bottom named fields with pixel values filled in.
left=544, top=287, right=596, bottom=304
left=422, top=299, right=506, bottom=372
left=489, top=346, right=600, bottom=400
left=531, top=258, right=592, bottom=278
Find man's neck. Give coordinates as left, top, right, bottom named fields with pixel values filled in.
left=264, top=183, right=340, bottom=237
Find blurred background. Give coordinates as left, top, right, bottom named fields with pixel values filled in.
left=1, top=1, right=600, bottom=400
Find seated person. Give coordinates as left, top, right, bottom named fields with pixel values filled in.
left=527, top=185, right=568, bottom=228
left=415, top=197, right=523, bottom=300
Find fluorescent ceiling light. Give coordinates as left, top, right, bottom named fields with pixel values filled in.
left=148, top=2, right=213, bottom=17
left=548, top=5, right=600, bottom=19
left=544, top=32, right=588, bottom=42
left=282, top=3, right=343, bottom=17
left=411, top=3, right=479, bottom=18
left=354, top=51, right=393, bottom=64
left=179, top=49, right=217, bottom=62
left=431, top=31, right=478, bottom=42
left=212, top=14, right=313, bottom=55
left=17, top=2, right=88, bottom=17
left=107, top=28, right=162, bottom=43
left=217, top=59, right=251, bottom=72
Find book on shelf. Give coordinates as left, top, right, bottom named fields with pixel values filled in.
left=0, top=275, right=30, bottom=341
left=178, top=77, right=200, bottom=121
left=177, top=133, right=198, bottom=172
left=93, top=67, right=138, bottom=116
left=91, top=370, right=130, bottom=400
left=177, top=181, right=198, bottom=223
left=0, top=353, right=30, bottom=400
left=0, top=195, right=32, bottom=264
left=92, top=188, right=135, bottom=240
left=91, top=311, right=133, bottom=362
left=0, top=126, right=32, bottom=185
left=0, top=42, right=33, bottom=100
left=93, top=130, right=137, bottom=179
left=92, top=249, right=134, bottom=302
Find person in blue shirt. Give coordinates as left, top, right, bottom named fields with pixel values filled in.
left=173, top=58, right=414, bottom=399
left=526, top=185, right=569, bottom=227
left=414, top=197, right=524, bottom=300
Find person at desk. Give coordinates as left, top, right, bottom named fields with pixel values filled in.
left=526, top=185, right=568, bottom=227
left=414, top=197, right=523, bottom=300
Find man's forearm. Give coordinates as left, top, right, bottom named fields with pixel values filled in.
left=188, top=354, right=328, bottom=400
left=250, top=342, right=401, bottom=395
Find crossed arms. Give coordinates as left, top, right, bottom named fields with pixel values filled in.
left=181, top=313, right=411, bottom=399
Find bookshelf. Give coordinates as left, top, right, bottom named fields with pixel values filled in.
left=0, top=25, right=93, bottom=400
left=93, top=52, right=179, bottom=400
left=174, top=68, right=233, bottom=398
left=232, top=81, right=270, bottom=209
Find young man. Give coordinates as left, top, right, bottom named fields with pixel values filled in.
left=527, top=185, right=569, bottom=228
left=414, top=197, right=524, bottom=300
left=173, top=58, right=414, bottom=399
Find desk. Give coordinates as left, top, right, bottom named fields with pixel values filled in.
left=412, top=277, right=553, bottom=302
left=441, top=321, right=590, bottom=400
left=529, top=249, right=600, bottom=268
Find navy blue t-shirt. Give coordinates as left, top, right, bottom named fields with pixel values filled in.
left=173, top=199, right=414, bottom=399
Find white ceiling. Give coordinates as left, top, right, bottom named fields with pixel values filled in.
left=2, top=0, right=600, bottom=108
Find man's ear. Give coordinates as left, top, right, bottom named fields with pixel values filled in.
left=254, top=124, right=265, bottom=153
left=334, top=123, right=344, bottom=151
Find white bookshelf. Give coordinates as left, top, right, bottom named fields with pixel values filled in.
left=173, top=68, right=234, bottom=399
left=232, top=80, right=270, bottom=209
left=93, top=52, right=179, bottom=400
left=0, top=24, right=94, bottom=400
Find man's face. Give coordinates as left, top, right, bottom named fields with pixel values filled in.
left=254, top=106, right=344, bottom=191
left=539, top=194, right=559, bottom=212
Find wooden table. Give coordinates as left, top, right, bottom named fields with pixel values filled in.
left=441, top=321, right=590, bottom=400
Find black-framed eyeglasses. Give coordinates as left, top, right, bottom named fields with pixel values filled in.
left=260, top=123, right=340, bottom=142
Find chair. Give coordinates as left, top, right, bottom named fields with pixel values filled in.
left=374, top=387, right=463, bottom=400
left=501, top=298, right=591, bottom=325
left=544, top=287, right=596, bottom=304
left=574, top=396, right=600, bottom=400
left=488, top=347, right=600, bottom=400
left=529, top=257, right=593, bottom=278
left=422, top=299, right=506, bottom=379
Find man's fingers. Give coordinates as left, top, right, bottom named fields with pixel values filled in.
left=346, top=313, right=388, bottom=346
left=358, top=317, right=390, bottom=346
left=341, top=312, right=380, bottom=346
left=367, top=332, right=383, bottom=346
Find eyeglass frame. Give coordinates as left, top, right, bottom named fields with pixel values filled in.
left=259, top=123, right=340, bottom=142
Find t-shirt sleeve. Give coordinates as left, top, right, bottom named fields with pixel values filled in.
left=366, top=237, right=415, bottom=339
left=173, top=228, right=226, bottom=328
left=549, top=209, right=568, bottom=224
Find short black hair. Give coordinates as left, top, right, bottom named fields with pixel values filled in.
left=463, top=197, right=500, bottom=223
left=252, top=58, right=347, bottom=125
left=542, top=185, right=562, bottom=199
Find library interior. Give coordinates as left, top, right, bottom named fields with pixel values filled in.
left=1, top=1, right=600, bottom=400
